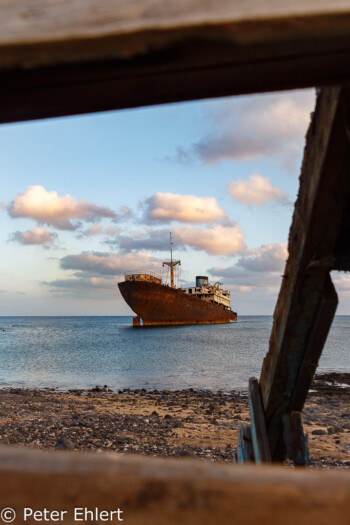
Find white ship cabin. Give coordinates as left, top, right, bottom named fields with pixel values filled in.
left=125, top=272, right=162, bottom=284
left=181, top=276, right=231, bottom=310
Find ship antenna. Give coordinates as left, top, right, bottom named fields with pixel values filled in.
left=162, top=232, right=181, bottom=288
left=170, top=231, right=173, bottom=264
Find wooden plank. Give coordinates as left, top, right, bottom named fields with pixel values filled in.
left=282, top=412, right=309, bottom=466
left=1, top=446, right=350, bottom=525
left=288, top=273, right=338, bottom=412
left=236, top=423, right=254, bottom=464
left=260, top=85, right=350, bottom=461
left=248, top=377, right=271, bottom=463
left=3, top=2, right=350, bottom=121
left=2, top=1, right=350, bottom=57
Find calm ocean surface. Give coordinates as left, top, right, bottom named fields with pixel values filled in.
left=0, top=316, right=349, bottom=392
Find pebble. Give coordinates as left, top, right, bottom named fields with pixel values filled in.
left=0, top=373, right=348, bottom=468
left=54, top=438, right=74, bottom=451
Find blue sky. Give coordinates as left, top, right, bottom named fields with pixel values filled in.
left=1, top=88, right=349, bottom=315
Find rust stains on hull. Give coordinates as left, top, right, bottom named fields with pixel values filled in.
left=118, top=281, right=237, bottom=326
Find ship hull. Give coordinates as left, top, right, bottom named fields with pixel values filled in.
left=118, top=281, right=237, bottom=326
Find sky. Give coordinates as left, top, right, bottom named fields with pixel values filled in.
left=1, top=88, right=350, bottom=315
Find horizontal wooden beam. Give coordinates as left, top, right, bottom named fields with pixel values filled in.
left=1, top=446, right=350, bottom=524
left=3, top=0, right=350, bottom=53
left=3, top=2, right=350, bottom=121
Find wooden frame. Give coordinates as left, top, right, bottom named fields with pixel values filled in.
left=1, top=0, right=350, bottom=519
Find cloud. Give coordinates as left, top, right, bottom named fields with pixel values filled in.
left=8, top=185, right=117, bottom=231
left=44, top=277, right=113, bottom=289
left=42, top=251, right=165, bottom=299
left=105, top=222, right=245, bottom=256
left=143, top=192, right=226, bottom=223
left=41, top=276, right=117, bottom=299
left=106, top=230, right=170, bottom=252
left=230, top=285, right=252, bottom=293
left=332, top=273, right=350, bottom=294
left=208, top=243, right=288, bottom=290
left=77, top=224, right=121, bottom=238
left=119, top=206, right=133, bottom=219
left=174, top=90, right=315, bottom=172
left=172, top=223, right=245, bottom=255
left=236, top=243, right=288, bottom=272
left=228, top=174, right=289, bottom=206
left=10, top=227, right=57, bottom=247
left=60, top=251, right=163, bottom=277
left=170, top=147, right=195, bottom=166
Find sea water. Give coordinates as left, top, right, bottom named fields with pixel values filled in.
left=0, top=316, right=349, bottom=391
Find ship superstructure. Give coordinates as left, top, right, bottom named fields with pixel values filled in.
left=181, top=276, right=231, bottom=310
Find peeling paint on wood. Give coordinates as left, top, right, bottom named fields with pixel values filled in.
left=248, top=378, right=271, bottom=463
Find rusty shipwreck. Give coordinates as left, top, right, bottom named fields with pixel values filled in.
left=118, top=234, right=237, bottom=326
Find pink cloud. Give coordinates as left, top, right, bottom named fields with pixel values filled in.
left=10, top=227, right=57, bottom=247
left=143, top=192, right=226, bottom=223
left=9, top=185, right=117, bottom=230
left=229, top=174, right=289, bottom=206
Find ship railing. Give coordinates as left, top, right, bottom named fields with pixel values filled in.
left=123, top=271, right=163, bottom=283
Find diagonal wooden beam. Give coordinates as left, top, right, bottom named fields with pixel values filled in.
left=260, top=85, right=350, bottom=461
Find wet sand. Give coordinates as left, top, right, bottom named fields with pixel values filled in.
left=0, top=373, right=349, bottom=468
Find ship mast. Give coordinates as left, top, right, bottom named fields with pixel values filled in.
left=162, top=232, right=181, bottom=288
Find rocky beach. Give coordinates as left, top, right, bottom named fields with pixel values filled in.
left=0, top=372, right=349, bottom=468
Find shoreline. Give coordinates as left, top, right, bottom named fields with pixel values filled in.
left=0, top=372, right=349, bottom=468
left=2, top=368, right=350, bottom=395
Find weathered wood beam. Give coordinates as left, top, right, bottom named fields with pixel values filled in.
left=236, top=423, right=254, bottom=463
left=4, top=0, right=350, bottom=55
left=282, top=412, right=309, bottom=466
left=3, top=2, right=350, bottom=122
left=1, top=446, right=350, bottom=524
left=260, top=85, right=350, bottom=461
left=248, top=377, right=271, bottom=463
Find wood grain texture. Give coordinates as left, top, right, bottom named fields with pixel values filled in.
left=2, top=0, right=350, bottom=46
left=1, top=446, right=350, bottom=525
left=283, top=412, right=309, bottom=466
left=260, top=86, right=350, bottom=460
left=3, top=2, right=350, bottom=121
left=236, top=424, right=254, bottom=463
left=248, top=378, right=271, bottom=463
